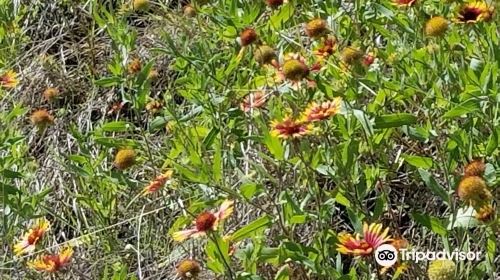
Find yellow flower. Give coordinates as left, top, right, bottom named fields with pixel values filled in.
left=463, top=159, right=486, bottom=177
left=305, top=18, right=328, bottom=38
left=427, top=259, right=456, bottom=280
left=425, top=16, right=449, bottom=37
left=142, top=170, right=174, bottom=195
left=172, top=200, right=234, bottom=242
left=270, top=117, right=314, bottom=139
left=253, top=45, right=276, bottom=65
left=28, top=247, right=73, bottom=273
left=176, top=259, right=201, bottom=279
left=240, top=91, right=267, bottom=112
left=456, top=176, right=492, bottom=206
left=14, top=218, right=50, bottom=256
left=456, top=2, right=495, bottom=23
left=337, top=223, right=391, bottom=256
left=114, top=149, right=136, bottom=170
left=0, top=70, right=19, bottom=89
left=300, top=98, right=341, bottom=122
left=30, top=109, right=54, bottom=127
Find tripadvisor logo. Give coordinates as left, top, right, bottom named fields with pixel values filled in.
left=374, top=244, right=482, bottom=267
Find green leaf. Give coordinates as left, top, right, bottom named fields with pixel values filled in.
left=100, top=121, right=134, bottom=132
left=418, top=169, right=450, bottom=203
left=411, top=212, right=447, bottom=236
left=231, top=215, right=271, bottom=242
left=447, top=207, right=479, bottom=229
left=269, top=3, right=295, bottom=30
left=374, top=113, right=417, bottom=129
left=443, top=99, right=480, bottom=118
left=402, top=154, right=433, bottom=169
left=95, top=76, right=122, bottom=87
left=172, top=163, right=208, bottom=184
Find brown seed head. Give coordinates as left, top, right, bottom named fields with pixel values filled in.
left=195, top=211, right=217, bottom=232
left=253, top=45, right=276, bottom=65
left=305, top=18, right=328, bottom=38
left=265, top=0, right=284, bottom=8
left=425, top=16, right=449, bottom=37
left=341, top=47, right=363, bottom=64
left=43, top=87, right=60, bottom=102
left=127, top=58, right=142, bottom=75
left=464, top=159, right=486, bottom=177
left=114, top=149, right=136, bottom=170
left=133, top=0, right=149, bottom=11
left=30, top=110, right=54, bottom=127
left=240, top=28, right=258, bottom=46
left=176, top=259, right=201, bottom=279
left=183, top=5, right=196, bottom=17
left=282, top=59, right=309, bottom=81
left=457, top=176, right=492, bottom=206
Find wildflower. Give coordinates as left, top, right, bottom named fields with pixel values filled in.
left=391, top=238, right=409, bottom=251
left=239, top=28, right=258, bottom=47
left=176, top=259, right=201, bottom=279
left=340, top=47, right=363, bottom=65
left=28, top=247, right=73, bottom=273
left=183, top=5, right=196, bottom=17
left=253, top=45, right=276, bottom=65
left=362, top=52, right=376, bottom=66
left=43, top=87, right=60, bottom=102
left=270, top=117, right=314, bottom=139
left=425, top=16, right=449, bottom=37
left=475, top=204, right=495, bottom=222
left=265, top=0, right=284, bottom=8
left=282, top=59, right=309, bottom=82
left=146, top=100, right=163, bottom=114
left=114, top=149, right=136, bottom=170
left=127, top=58, right=142, bottom=75
left=427, top=259, right=456, bottom=280
left=464, top=159, right=486, bottom=177
left=13, top=219, right=50, bottom=256
left=456, top=2, right=494, bottom=23
left=457, top=176, right=492, bottom=205
left=30, top=109, right=54, bottom=127
left=133, top=0, right=149, bottom=11
left=392, top=0, right=416, bottom=7
left=172, top=200, right=234, bottom=242
left=142, top=170, right=174, bottom=195
left=337, top=223, right=391, bottom=256
left=0, top=70, right=18, bottom=88
left=313, top=37, right=336, bottom=61
left=300, top=98, right=341, bottom=122
left=305, top=18, right=328, bottom=38
left=240, top=91, right=267, bottom=112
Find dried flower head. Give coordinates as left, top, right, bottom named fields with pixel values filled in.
left=457, top=176, right=492, bottom=205
left=457, top=2, right=494, bottom=23
left=341, top=47, right=363, bottom=65
left=253, top=45, right=276, bottom=65
left=305, top=18, right=328, bottom=38
left=43, top=87, right=60, bottom=102
left=148, top=69, right=159, bottom=80
left=300, top=98, right=342, bottom=122
left=427, top=259, right=456, bottom=280
left=28, top=247, right=73, bottom=273
left=271, top=117, right=314, bottom=139
left=240, top=91, right=267, bottom=112
left=133, top=0, right=149, bottom=11
left=142, top=170, right=173, bottom=195
left=172, top=200, right=234, bottom=242
left=362, top=52, right=376, bottom=66
left=127, top=58, right=142, bottom=75
left=183, top=5, right=196, bottom=17
left=239, top=28, right=258, bottom=47
left=282, top=59, right=309, bottom=81
left=337, top=223, right=392, bottom=256
left=464, top=159, right=486, bottom=177
left=14, top=218, right=50, bottom=256
left=313, top=37, right=336, bottom=60
left=0, top=70, right=18, bottom=89
left=146, top=100, right=163, bottom=114
left=425, top=16, right=449, bottom=37
left=30, top=110, right=54, bottom=127
left=265, top=0, right=284, bottom=8
left=176, top=259, right=201, bottom=279
left=475, top=204, right=495, bottom=222
left=114, top=149, right=136, bottom=170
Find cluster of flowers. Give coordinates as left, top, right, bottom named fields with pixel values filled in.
left=457, top=160, right=496, bottom=222
left=13, top=219, right=73, bottom=273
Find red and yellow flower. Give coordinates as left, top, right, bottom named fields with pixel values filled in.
left=142, top=170, right=174, bottom=195
left=392, top=0, right=416, bottom=7
left=14, top=219, right=50, bottom=256
left=300, top=98, right=341, bottom=122
left=456, top=2, right=494, bottom=23
left=240, top=91, right=268, bottom=112
left=0, top=70, right=18, bottom=89
left=313, top=37, right=336, bottom=61
left=172, top=200, right=234, bottom=242
left=28, top=247, right=73, bottom=272
left=270, top=117, right=314, bottom=139
left=337, top=223, right=391, bottom=256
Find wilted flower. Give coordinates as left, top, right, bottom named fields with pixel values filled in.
left=14, top=219, right=50, bottom=256
left=313, top=37, right=336, bottom=61
left=146, top=100, right=163, bottom=114
left=464, top=159, right=486, bottom=177
left=340, top=47, right=363, bottom=65
left=425, top=16, right=449, bottom=37
left=240, top=91, right=267, bottom=112
left=392, top=0, right=416, bottom=7
left=337, top=223, right=391, bottom=256
left=176, top=259, right=201, bottom=279
left=142, top=170, right=173, bottom=195
left=127, top=58, right=142, bottom=75
left=457, top=176, right=492, bottom=206
left=456, top=2, right=494, bottom=23
left=28, top=247, right=73, bottom=273
left=239, top=28, right=258, bottom=47
left=172, top=200, right=234, bottom=242
left=265, top=0, right=285, bottom=8
left=30, top=109, right=54, bottom=127
left=282, top=59, right=309, bottom=81
left=0, top=70, right=18, bottom=89
left=305, top=18, right=328, bottom=38
left=475, top=204, right=495, bottom=222
left=427, top=259, right=456, bottom=280
left=43, top=87, right=60, bottom=102
left=183, top=5, right=196, bottom=17
left=253, top=45, right=277, bottom=65
left=114, top=149, right=136, bottom=170
left=270, top=117, right=314, bottom=139
left=300, top=98, right=341, bottom=122
left=133, top=0, right=149, bottom=11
